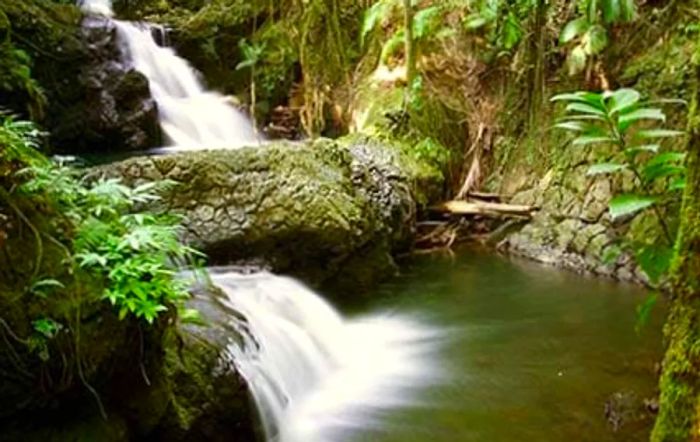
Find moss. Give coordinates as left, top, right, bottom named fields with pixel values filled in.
left=652, top=83, right=700, bottom=440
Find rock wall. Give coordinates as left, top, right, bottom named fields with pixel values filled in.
left=500, top=155, right=649, bottom=284
left=102, top=137, right=444, bottom=292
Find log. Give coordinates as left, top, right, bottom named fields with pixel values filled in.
left=466, top=191, right=508, bottom=201
left=434, top=200, right=537, bottom=218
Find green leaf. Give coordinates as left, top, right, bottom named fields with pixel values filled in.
left=30, top=279, right=65, bottom=297
left=463, top=14, right=489, bottom=30
left=602, top=0, right=621, bottom=23
left=609, top=88, right=641, bottom=115
left=635, top=293, right=658, bottom=334
left=624, top=144, right=659, bottom=158
left=572, top=135, right=615, bottom=146
left=618, top=108, right=665, bottom=127
left=554, top=121, right=590, bottom=132
left=608, top=194, right=656, bottom=219
left=635, top=243, right=673, bottom=284
left=566, top=101, right=606, bottom=116
left=582, top=25, right=608, bottom=55
left=32, top=318, right=63, bottom=339
left=586, top=163, right=627, bottom=176
left=635, top=129, right=684, bottom=139
left=560, top=18, right=591, bottom=44
left=413, top=6, right=442, bottom=40
left=361, top=1, right=390, bottom=44
left=669, top=176, right=686, bottom=191
left=619, top=0, right=637, bottom=22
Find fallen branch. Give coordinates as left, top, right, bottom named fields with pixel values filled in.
left=433, top=200, right=537, bottom=218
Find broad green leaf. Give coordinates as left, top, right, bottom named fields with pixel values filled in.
left=620, top=0, right=637, bottom=22
left=551, top=92, right=605, bottom=110
left=618, top=108, right=665, bottom=127
left=586, top=162, right=627, bottom=176
left=582, top=25, right=608, bottom=55
left=646, top=151, right=686, bottom=166
left=413, top=6, right=442, bottom=40
left=502, top=12, right=522, bottom=50
left=572, top=135, right=615, bottom=146
left=635, top=129, right=684, bottom=139
left=557, top=114, right=606, bottom=121
left=609, top=88, right=641, bottom=115
left=554, top=121, right=589, bottom=132
left=602, top=0, right=621, bottom=23
left=624, top=144, right=659, bottom=158
left=463, top=15, right=489, bottom=30
left=642, top=164, right=685, bottom=182
left=669, top=176, right=686, bottom=191
left=608, top=194, right=656, bottom=219
left=559, top=18, right=590, bottom=44
left=566, top=101, right=606, bottom=116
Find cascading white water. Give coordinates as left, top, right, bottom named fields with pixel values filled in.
left=79, top=0, right=113, bottom=16
left=212, top=271, right=442, bottom=442
left=80, top=0, right=261, bottom=149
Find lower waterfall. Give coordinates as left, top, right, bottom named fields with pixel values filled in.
left=211, top=271, right=442, bottom=442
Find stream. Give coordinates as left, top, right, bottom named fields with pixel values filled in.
left=338, top=249, right=663, bottom=442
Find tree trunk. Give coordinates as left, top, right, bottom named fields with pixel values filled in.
left=651, top=67, right=700, bottom=442
left=403, top=0, right=416, bottom=88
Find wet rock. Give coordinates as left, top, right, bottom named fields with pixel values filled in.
left=49, top=17, right=160, bottom=152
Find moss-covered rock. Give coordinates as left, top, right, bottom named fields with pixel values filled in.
left=102, top=136, right=442, bottom=291
left=0, top=0, right=161, bottom=152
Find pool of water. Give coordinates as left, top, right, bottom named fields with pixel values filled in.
left=340, top=248, right=663, bottom=442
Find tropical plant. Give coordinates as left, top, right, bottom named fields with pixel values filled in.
left=361, top=0, right=445, bottom=67
left=236, top=38, right=266, bottom=129
left=559, top=0, right=636, bottom=75
left=462, top=0, right=529, bottom=56
left=552, top=88, right=685, bottom=286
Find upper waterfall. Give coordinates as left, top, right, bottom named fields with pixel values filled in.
left=79, top=0, right=113, bottom=16
left=80, top=0, right=261, bottom=149
left=213, top=271, right=442, bottom=442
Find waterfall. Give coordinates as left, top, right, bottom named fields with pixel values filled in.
left=212, top=271, right=441, bottom=442
left=79, top=0, right=261, bottom=150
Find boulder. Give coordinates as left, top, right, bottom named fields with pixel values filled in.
left=49, top=17, right=160, bottom=152
left=101, top=137, right=442, bottom=291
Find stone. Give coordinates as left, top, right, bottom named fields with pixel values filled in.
left=100, top=136, right=441, bottom=291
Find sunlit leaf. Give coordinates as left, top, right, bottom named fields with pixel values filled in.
left=586, top=162, right=627, bottom=176
left=567, top=45, right=587, bottom=76
left=609, top=88, right=641, bottom=115
left=608, top=194, right=656, bottom=219
left=618, top=108, right=665, bottom=127
left=582, top=25, right=608, bottom=55
left=560, top=17, right=590, bottom=43
left=572, top=135, right=615, bottom=146
left=635, top=129, right=684, bottom=139
left=566, top=101, right=606, bottom=116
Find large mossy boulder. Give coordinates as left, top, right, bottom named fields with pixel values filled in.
left=104, top=137, right=443, bottom=291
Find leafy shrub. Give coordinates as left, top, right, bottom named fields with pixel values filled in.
left=2, top=115, right=203, bottom=325
left=553, top=88, right=685, bottom=325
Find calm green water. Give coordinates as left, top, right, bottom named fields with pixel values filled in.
left=345, top=249, right=664, bottom=442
